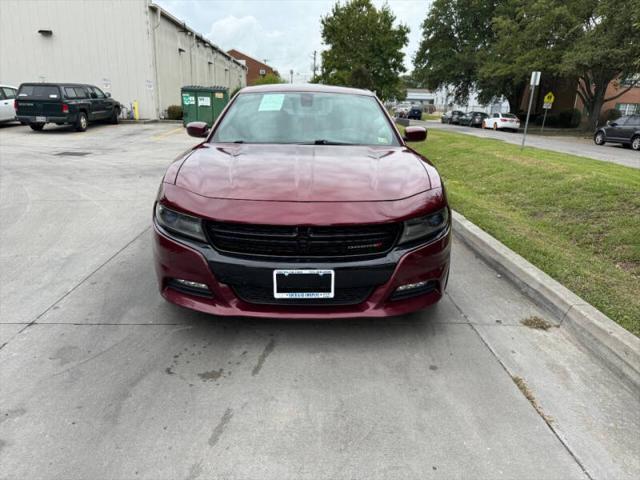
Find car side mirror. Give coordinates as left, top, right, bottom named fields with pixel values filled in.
left=609, top=122, right=617, bottom=127
left=186, top=121, right=209, bottom=138
left=403, top=126, right=427, bottom=142
left=104, top=92, right=111, bottom=98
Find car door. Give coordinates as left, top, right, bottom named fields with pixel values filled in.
left=490, top=113, right=500, bottom=128
left=0, top=87, right=17, bottom=121
left=87, top=86, right=107, bottom=120
left=607, top=116, right=628, bottom=141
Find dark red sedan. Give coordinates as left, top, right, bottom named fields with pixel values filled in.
left=153, top=84, right=451, bottom=318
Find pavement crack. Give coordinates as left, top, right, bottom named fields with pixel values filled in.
left=447, top=290, right=595, bottom=480
left=21, top=227, right=151, bottom=330
left=251, top=338, right=276, bottom=376
left=208, top=408, right=233, bottom=447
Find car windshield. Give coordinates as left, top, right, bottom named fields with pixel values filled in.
left=17, top=85, right=61, bottom=100
left=212, top=92, right=399, bottom=146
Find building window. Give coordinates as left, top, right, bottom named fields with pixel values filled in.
left=615, top=103, right=640, bottom=115
left=620, top=74, right=640, bottom=87
left=259, top=69, right=266, bottom=76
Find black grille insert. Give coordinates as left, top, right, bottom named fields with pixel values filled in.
left=233, top=285, right=373, bottom=306
left=205, top=221, right=401, bottom=259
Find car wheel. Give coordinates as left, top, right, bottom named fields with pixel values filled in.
left=631, top=136, right=640, bottom=151
left=481, top=121, right=486, bottom=129
left=30, top=123, right=45, bottom=131
left=493, top=123, right=498, bottom=131
left=594, top=131, right=606, bottom=146
left=109, top=109, right=119, bottom=125
left=75, top=112, right=88, bottom=132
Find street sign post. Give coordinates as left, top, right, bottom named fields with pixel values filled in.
left=541, top=91, right=554, bottom=132
left=521, top=71, right=541, bottom=150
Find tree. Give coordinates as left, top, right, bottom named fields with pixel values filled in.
left=318, top=0, right=409, bottom=100
left=414, top=0, right=640, bottom=129
left=478, top=0, right=572, bottom=111
left=557, top=0, right=640, bottom=130
left=253, top=72, right=285, bottom=85
left=414, top=0, right=499, bottom=105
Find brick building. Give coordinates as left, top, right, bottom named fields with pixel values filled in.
left=227, top=49, right=278, bottom=86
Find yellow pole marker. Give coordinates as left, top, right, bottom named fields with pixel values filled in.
left=133, top=101, right=139, bottom=121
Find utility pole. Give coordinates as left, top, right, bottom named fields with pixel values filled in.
left=290, top=69, right=294, bottom=84
left=312, top=50, right=317, bottom=79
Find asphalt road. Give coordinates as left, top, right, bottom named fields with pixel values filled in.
left=1, top=122, right=638, bottom=479
left=416, top=120, right=640, bottom=169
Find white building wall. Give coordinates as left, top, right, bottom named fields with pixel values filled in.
left=0, top=0, right=157, bottom=118
left=0, top=0, right=247, bottom=119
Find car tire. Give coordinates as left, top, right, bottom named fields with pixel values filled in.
left=594, top=131, right=606, bottom=146
left=109, top=109, right=119, bottom=125
left=493, top=123, right=498, bottom=131
left=75, top=112, right=88, bottom=132
left=481, top=121, right=486, bottom=129
left=631, top=136, right=640, bottom=151
left=30, top=123, right=45, bottom=131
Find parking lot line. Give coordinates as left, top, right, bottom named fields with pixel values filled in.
left=152, top=126, right=183, bottom=140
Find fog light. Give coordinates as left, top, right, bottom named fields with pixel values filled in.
left=395, top=280, right=430, bottom=292
left=168, top=278, right=212, bottom=297
left=174, top=279, right=209, bottom=290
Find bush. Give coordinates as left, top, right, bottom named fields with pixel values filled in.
left=166, top=105, right=183, bottom=120
left=533, top=108, right=581, bottom=128
left=599, top=108, right=621, bottom=126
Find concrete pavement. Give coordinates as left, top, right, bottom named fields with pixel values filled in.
left=1, top=122, right=638, bottom=479
left=417, top=120, right=640, bottom=169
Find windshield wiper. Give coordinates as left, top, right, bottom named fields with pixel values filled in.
left=311, top=139, right=355, bottom=145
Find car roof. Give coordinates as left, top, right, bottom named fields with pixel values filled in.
left=19, top=83, right=95, bottom=88
left=238, top=83, right=375, bottom=96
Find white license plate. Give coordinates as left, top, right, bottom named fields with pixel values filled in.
left=273, top=269, right=335, bottom=299
left=35, top=116, right=46, bottom=123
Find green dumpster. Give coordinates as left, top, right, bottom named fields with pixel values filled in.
left=180, top=86, right=229, bottom=127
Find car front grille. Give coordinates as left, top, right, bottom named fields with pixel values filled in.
left=233, top=285, right=373, bottom=306
left=204, top=221, right=401, bottom=260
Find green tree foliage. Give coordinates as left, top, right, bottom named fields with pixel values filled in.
left=414, top=0, right=499, bottom=105
left=318, top=0, right=409, bottom=100
left=558, top=0, right=640, bottom=130
left=414, top=0, right=640, bottom=129
left=253, top=73, right=285, bottom=85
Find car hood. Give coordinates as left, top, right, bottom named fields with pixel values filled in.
left=174, top=144, right=432, bottom=202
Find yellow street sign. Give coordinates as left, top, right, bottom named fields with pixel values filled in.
left=544, top=92, right=555, bottom=104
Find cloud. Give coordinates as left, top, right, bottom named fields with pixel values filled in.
left=207, top=13, right=321, bottom=81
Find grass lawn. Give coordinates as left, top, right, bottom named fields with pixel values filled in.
left=411, top=129, right=640, bottom=336
left=422, top=113, right=441, bottom=121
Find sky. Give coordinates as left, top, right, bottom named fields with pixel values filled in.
left=154, top=0, right=432, bottom=83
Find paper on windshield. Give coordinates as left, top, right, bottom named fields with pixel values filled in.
left=258, top=94, right=285, bottom=112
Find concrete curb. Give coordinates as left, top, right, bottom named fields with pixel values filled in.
left=452, top=211, right=640, bottom=388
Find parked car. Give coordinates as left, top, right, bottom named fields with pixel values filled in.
left=459, top=111, right=488, bottom=127
left=394, top=102, right=412, bottom=118
left=483, top=112, right=520, bottom=131
left=153, top=84, right=451, bottom=319
left=0, top=84, right=18, bottom=123
left=594, top=115, right=640, bottom=150
left=441, top=110, right=464, bottom=124
left=407, top=106, right=423, bottom=120
left=15, top=83, right=120, bottom=132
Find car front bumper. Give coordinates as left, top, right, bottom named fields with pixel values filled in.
left=153, top=221, right=451, bottom=319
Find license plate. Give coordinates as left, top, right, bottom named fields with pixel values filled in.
left=273, top=269, right=334, bottom=299
left=35, top=116, right=46, bottom=123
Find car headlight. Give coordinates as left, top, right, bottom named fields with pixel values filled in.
left=155, top=203, right=206, bottom=242
left=399, top=208, right=449, bottom=245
